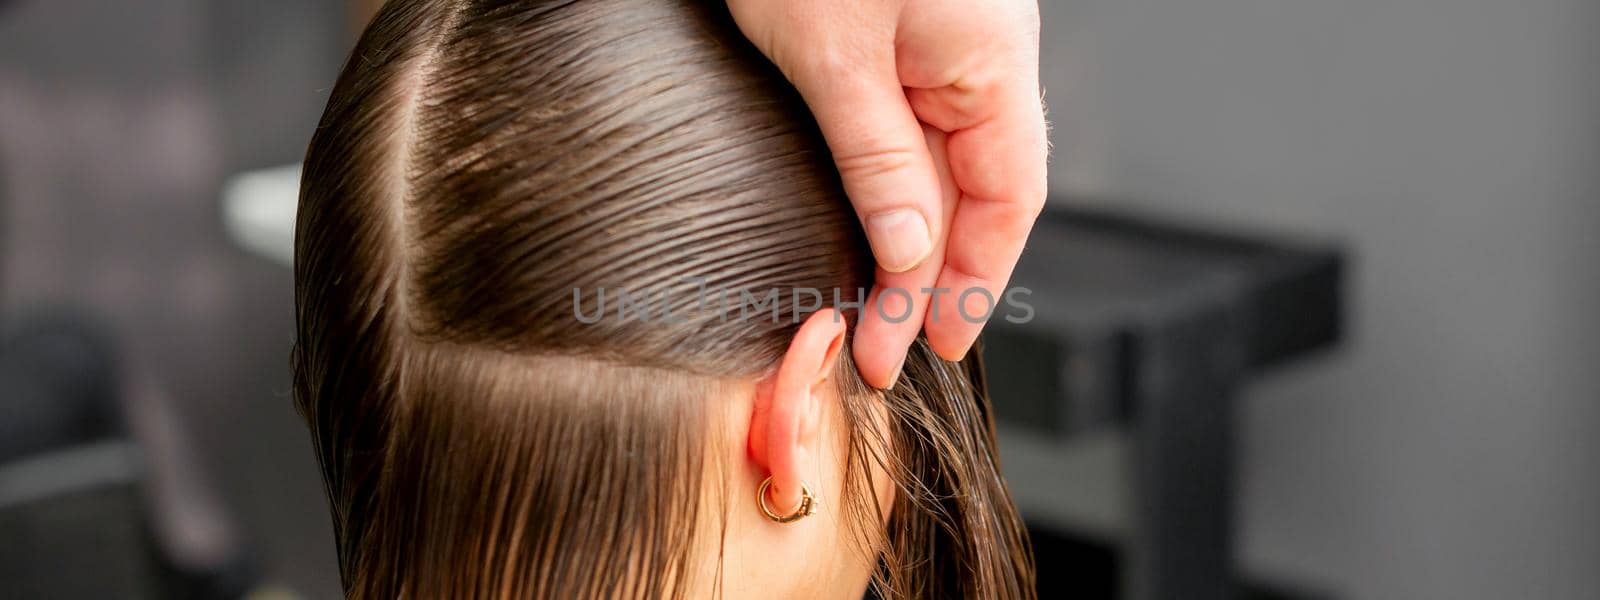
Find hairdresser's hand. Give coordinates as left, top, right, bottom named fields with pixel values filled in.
left=728, top=0, right=1048, bottom=387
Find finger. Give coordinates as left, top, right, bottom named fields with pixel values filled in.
left=923, top=75, right=1048, bottom=361
left=788, top=60, right=944, bottom=274
left=853, top=126, right=958, bottom=389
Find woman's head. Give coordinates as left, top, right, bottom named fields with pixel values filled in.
left=294, top=0, right=1032, bottom=597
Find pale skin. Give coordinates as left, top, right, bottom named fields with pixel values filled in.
left=727, top=0, right=1049, bottom=389
left=709, top=305, right=910, bottom=599
left=711, top=307, right=885, bottom=598
left=708, top=1, right=1049, bottom=590
left=713, top=131, right=960, bottom=598
left=687, top=3, right=1046, bottom=580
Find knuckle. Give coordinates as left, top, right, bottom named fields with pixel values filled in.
left=1020, top=181, right=1048, bottom=221
left=833, top=145, right=922, bottom=181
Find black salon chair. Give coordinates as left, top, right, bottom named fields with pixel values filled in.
left=0, top=159, right=255, bottom=599
left=984, top=202, right=1344, bottom=600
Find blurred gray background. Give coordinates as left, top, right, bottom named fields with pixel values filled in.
left=1041, top=0, right=1600, bottom=598
left=1, top=0, right=1596, bottom=598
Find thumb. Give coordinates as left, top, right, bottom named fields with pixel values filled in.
left=790, top=65, right=943, bottom=273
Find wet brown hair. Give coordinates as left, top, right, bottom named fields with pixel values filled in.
left=293, top=0, right=1033, bottom=598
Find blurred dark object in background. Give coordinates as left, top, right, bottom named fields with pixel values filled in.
left=0, top=315, right=121, bottom=462
left=985, top=205, right=1343, bottom=599
left=0, top=314, right=258, bottom=599
left=0, top=0, right=343, bottom=595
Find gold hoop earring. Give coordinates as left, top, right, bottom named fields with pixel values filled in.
left=757, top=476, right=817, bottom=524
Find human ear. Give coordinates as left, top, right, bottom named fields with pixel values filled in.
left=747, top=308, right=847, bottom=516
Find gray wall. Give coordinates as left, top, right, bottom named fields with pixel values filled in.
left=1039, top=0, right=1600, bottom=597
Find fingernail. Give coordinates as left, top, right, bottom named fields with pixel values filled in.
left=953, top=344, right=971, bottom=361
left=935, top=339, right=973, bottom=363
left=884, top=355, right=907, bottom=390
left=866, top=209, right=932, bottom=273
